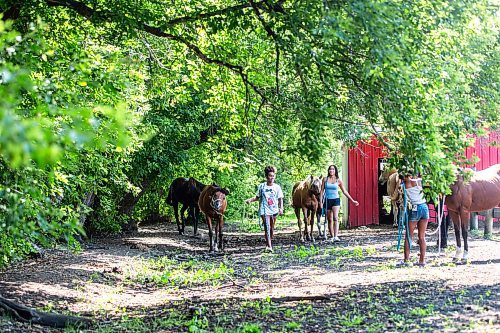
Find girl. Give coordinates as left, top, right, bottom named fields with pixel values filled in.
left=245, top=165, right=284, bottom=252
left=320, top=165, right=359, bottom=241
left=401, top=173, right=429, bottom=266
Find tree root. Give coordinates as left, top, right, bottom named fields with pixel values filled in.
left=0, top=295, right=93, bottom=329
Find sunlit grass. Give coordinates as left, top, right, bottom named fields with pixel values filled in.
left=125, top=257, right=235, bottom=287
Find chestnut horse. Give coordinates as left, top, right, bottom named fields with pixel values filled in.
left=445, top=164, right=500, bottom=261
left=379, top=168, right=402, bottom=227
left=167, top=177, right=206, bottom=235
left=198, top=185, right=229, bottom=252
left=292, top=176, right=322, bottom=242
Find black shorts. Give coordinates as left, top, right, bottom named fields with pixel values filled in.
left=325, top=198, right=341, bottom=210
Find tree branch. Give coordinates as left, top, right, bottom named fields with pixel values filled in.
left=166, top=1, right=268, bottom=26
left=45, top=0, right=268, bottom=100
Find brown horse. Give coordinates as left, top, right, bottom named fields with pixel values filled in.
left=292, top=176, right=322, bottom=242
left=379, top=169, right=403, bottom=226
left=167, top=177, right=206, bottom=235
left=445, top=164, right=500, bottom=261
left=198, top=185, right=229, bottom=252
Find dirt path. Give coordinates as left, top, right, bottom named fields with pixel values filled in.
left=0, top=221, right=499, bottom=332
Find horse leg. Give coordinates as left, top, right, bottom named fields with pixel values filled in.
left=193, top=206, right=200, bottom=236
left=173, top=203, right=183, bottom=235
left=449, top=211, right=462, bottom=261
left=180, top=204, right=188, bottom=234
left=207, top=216, right=214, bottom=253
left=213, top=217, right=219, bottom=252
left=302, top=207, right=310, bottom=241
left=392, top=202, right=398, bottom=227
left=439, top=214, right=451, bottom=248
left=315, top=210, right=322, bottom=239
left=218, top=217, right=224, bottom=251
left=460, top=210, right=470, bottom=261
left=309, top=210, right=315, bottom=243
left=295, top=207, right=304, bottom=242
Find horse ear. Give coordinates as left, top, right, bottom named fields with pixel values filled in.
left=222, top=188, right=230, bottom=195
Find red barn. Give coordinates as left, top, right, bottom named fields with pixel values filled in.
left=342, top=132, right=499, bottom=227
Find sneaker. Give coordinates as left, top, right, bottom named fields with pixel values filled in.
left=396, top=260, right=412, bottom=268
left=414, top=261, right=427, bottom=267
left=333, top=236, right=341, bottom=242
left=264, top=246, right=273, bottom=253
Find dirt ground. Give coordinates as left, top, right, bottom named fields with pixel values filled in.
left=0, top=220, right=499, bottom=332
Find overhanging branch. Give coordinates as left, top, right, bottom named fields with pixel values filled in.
left=45, top=0, right=268, bottom=100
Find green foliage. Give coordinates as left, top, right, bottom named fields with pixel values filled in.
left=0, top=0, right=497, bottom=267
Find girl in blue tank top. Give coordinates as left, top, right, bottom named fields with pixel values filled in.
left=320, top=164, right=359, bottom=242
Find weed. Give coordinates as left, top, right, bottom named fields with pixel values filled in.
left=410, top=304, right=434, bottom=317
left=127, top=257, right=235, bottom=288
left=284, top=245, right=320, bottom=259
left=285, top=321, right=302, bottom=330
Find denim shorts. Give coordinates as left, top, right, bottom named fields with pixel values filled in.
left=325, top=198, right=341, bottom=210
left=409, top=203, right=429, bottom=221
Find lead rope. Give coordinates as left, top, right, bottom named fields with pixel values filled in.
left=258, top=184, right=264, bottom=231
left=425, top=195, right=446, bottom=255
left=397, top=182, right=411, bottom=251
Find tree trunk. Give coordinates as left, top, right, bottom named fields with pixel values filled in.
left=0, top=295, right=92, bottom=328
left=484, top=209, right=493, bottom=238
left=118, top=172, right=158, bottom=216
left=79, top=191, right=96, bottom=231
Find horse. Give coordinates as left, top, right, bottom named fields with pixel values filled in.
left=166, top=177, right=206, bottom=235
left=379, top=169, right=403, bottom=227
left=291, top=175, right=322, bottom=242
left=198, top=185, right=229, bottom=252
left=445, top=164, right=500, bottom=262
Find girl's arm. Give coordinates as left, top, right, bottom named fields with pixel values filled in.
left=339, top=179, right=359, bottom=206
left=245, top=196, right=259, bottom=204
left=278, top=197, right=283, bottom=215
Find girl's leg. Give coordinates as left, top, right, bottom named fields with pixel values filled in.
left=270, top=215, right=276, bottom=239
left=404, top=221, right=418, bottom=261
left=262, top=215, right=272, bottom=249
left=332, top=205, right=340, bottom=238
left=417, top=219, right=429, bottom=264
left=327, top=209, right=334, bottom=237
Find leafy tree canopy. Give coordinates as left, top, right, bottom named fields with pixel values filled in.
left=0, top=0, right=498, bottom=265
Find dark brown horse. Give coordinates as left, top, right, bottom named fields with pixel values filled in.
left=292, top=176, right=322, bottom=242
left=198, top=185, right=229, bottom=252
left=445, top=164, right=500, bottom=261
left=167, top=177, right=206, bottom=235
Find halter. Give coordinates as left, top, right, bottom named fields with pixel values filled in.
left=209, top=191, right=224, bottom=216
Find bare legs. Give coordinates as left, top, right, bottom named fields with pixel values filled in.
left=261, top=215, right=276, bottom=250
left=326, top=206, right=341, bottom=239
left=403, top=219, right=428, bottom=264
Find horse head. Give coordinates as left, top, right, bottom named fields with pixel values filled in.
left=308, top=175, right=321, bottom=196
left=209, top=186, right=229, bottom=213
left=379, top=167, right=397, bottom=185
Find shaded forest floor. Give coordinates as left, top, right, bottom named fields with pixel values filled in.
left=0, top=219, right=499, bottom=332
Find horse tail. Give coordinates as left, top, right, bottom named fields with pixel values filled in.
left=166, top=182, right=174, bottom=206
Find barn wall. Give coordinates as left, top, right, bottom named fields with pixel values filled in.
left=347, top=138, right=385, bottom=227
left=465, top=132, right=499, bottom=169
left=346, top=131, right=499, bottom=227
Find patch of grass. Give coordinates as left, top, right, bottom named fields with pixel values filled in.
left=235, top=323, right=263, bottom=333
left=469, top=229, right=483, bottom=237
left=409, top=304, right=434, bottom=317
left=284, top=245, right=321, bottom=259
left=65, top=309, right=188, bottom=333
left=126, top=257, right=235, bottom=287
left=284, top=321, right=302, bottom=330
left=339, top=311, right=365, bottom=328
